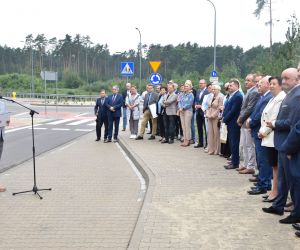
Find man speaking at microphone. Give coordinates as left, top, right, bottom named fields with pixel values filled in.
left=0, top=98, right=10, bottom=192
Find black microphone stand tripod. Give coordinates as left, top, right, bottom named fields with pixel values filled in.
left=1, top=96, right=51, bottom=199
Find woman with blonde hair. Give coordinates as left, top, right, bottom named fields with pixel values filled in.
left=206, top=84, right=224, bottom=154
left=178, top=80, right=194, bottom=147
left=126, top=85, right=141, bottom=139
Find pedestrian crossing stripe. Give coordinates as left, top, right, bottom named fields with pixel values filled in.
left=121, top=63, right=133, bottom=74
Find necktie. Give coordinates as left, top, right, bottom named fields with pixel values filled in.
left=101, top=98, right=104, bottom=105
left=148, top=93, right=152, bottom=106
left=112, top=94, right=116, bottom=104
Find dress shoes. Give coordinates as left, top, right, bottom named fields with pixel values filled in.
left=148, top=135, right=155, bottom=140
left=95, top=138, right=100, bottom=141
left=236, top=166, right=246, bottom=172
left=249, top=177, right=258, bottom=182
left=262, top=206, right=284, bottom=215
left=161, top=139, right=169, bottom=144
left=295, top=231, right=300, bottom=238
left=263, top=196, right=277, bottom=202
left=224, top=165, right=238, bottom=170
left=135, top=136, right=143, bottom=140
left=104, top=139, right=112, bottom=143
left=279, top=215, right=300, bottom=224
left=292, top=223, right=300, bottom=231
left=194, top=144, right=203, bottom=148
left=239, top=168, right=255, bottom=174
left=248, top=188, right=267, bottom=195
left=168, top=140, right=174, bottom=144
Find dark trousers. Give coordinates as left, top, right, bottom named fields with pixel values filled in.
left=157, top=114, right=165, bottom=137
left=96, top=116, right=108, bottom=140
left=108, top=116, right=120, bottom=140
left=253, top=139, right=272, bottom=189
left=163, top=114, right=176, bottom=141
left=196, top=112, right=206, bottom=146
left=273, top=152, right=291, bottom=212
left=228, top=126, right=240, bottom=166
left=175, top=115, right=182, bottom=137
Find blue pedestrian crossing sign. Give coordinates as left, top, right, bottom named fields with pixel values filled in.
left=120, top=62, right=134, bottom=76
left=211, top=70, right=218, bottom=77
left=149, top=73, right=162, bottom=85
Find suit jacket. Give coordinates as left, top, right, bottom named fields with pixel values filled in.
left=195, top=88, right=209, bottom=116
left=249, top=91, right=273, bottom=138
left=274, top=85, right=300, bottom=150
left=163, top=92, right=178, bottom=116
left=238, top=86, right=260, bottom=124
left=143, top=92, right=159, bottom=113
left=206, top=94, right=224, bottom=119
left=279, top=117, right=300, bottom=177
left=222, top=91, right=243, bottom=129
left=122, top=89, right=130, bottom=108
left=94, top=97, right=108, bottom=118
left=106, top=93, right=123, bottom=118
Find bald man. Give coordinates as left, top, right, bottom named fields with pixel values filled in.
left=263, top=68, right=300, bottom=224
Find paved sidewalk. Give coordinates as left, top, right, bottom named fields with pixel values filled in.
left=0, top=133, right=142, bottom=249
left=119, top=132, right=299, bottom=250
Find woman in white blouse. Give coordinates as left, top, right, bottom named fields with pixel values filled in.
left=258, top=76, right=286, bottom=202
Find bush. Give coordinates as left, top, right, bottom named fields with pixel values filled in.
left=62, top=71, right=85, bottom=89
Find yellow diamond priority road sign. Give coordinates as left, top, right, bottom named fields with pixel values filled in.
left=149, top=61, right=161, bottom=73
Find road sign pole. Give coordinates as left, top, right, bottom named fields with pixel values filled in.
left=44, top=71, right=47, bottom=115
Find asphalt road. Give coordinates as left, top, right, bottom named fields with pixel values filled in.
left=0, top=102, right=97, bottom=172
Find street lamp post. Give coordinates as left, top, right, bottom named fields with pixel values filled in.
left=207, top=0, right=217, bottom=72
left=135, top=27, right=142, bottom=92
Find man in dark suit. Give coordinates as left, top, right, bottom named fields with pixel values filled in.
left=222, top=79, right=243, bottom=169
left=194, top=79, right=209, bottom=148
left=121, top=82, right=131, bottom=131
left=105, top=85, right=123, bottom=143
left=280, top=117, right=300, bottom=236
left=247, top=76, right=273, bottom=195
left=94, top=89, right=108, bottom=141
left=262, top=68, right=300, bottom=224
left=136, top=84, right=159, bottom=140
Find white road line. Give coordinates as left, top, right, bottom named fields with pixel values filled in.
left=87, top=122, right=96, bottom=126
left=12, top=112, right=28, bottom=117
left=74, top=129, right=93, bottom=132
left=47, top=118, right=76, bottom=125
left=6, top=124, right=42, bottom=133
left=52, top=128, right=71, bottom=131
left=28, top=127, right=47, bottom=130
left=58, top=141, right=77, bottom=151
left=115, top=143, right=146, bottom=202
left=74, top=112, right=90, bottom=117
left=67, top=119, right=93, bottom=125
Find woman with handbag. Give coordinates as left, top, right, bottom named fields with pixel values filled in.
left=206, top=85, right=224, bottom=155
left=126, top=85, right=141, bottom=139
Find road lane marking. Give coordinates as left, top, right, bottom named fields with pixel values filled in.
left=6, top=124, right=42, bottom=133
left=115, top=143, right=146, bottom=202
left=47, top=118, right=76, bottom=125
left=28, top=127, right=47, bottom=130
left=87, top=122, right=96, bottom=126
left=58, top=141, right=77, bottom=151
left=67, top=119, right=93, bottom=125
left=74, top=129, right=93, bottom=132
left=12, top=112, right=28, bottom=117
left=52, top=128, right=71, bottom=131
left=74, top=112, right=90, bottom=117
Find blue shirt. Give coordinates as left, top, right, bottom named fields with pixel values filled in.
left=178, top=92, right=194, bottom=112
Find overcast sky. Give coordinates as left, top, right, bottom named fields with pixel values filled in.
left=1, top=0, right=299, bottom=53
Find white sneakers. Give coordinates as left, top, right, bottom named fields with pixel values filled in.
left=130, top=134, right=137, bottom=139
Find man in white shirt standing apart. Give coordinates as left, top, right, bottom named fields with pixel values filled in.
left=0, top=100, right=10, bottom=192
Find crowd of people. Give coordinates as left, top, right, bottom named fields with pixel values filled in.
left=95, top=63, right=300, bottom=238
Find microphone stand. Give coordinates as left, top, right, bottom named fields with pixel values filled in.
left=0, top=96, right=51, bottom=199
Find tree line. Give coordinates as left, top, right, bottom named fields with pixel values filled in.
left=0, top=15, right=299, bottom=94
